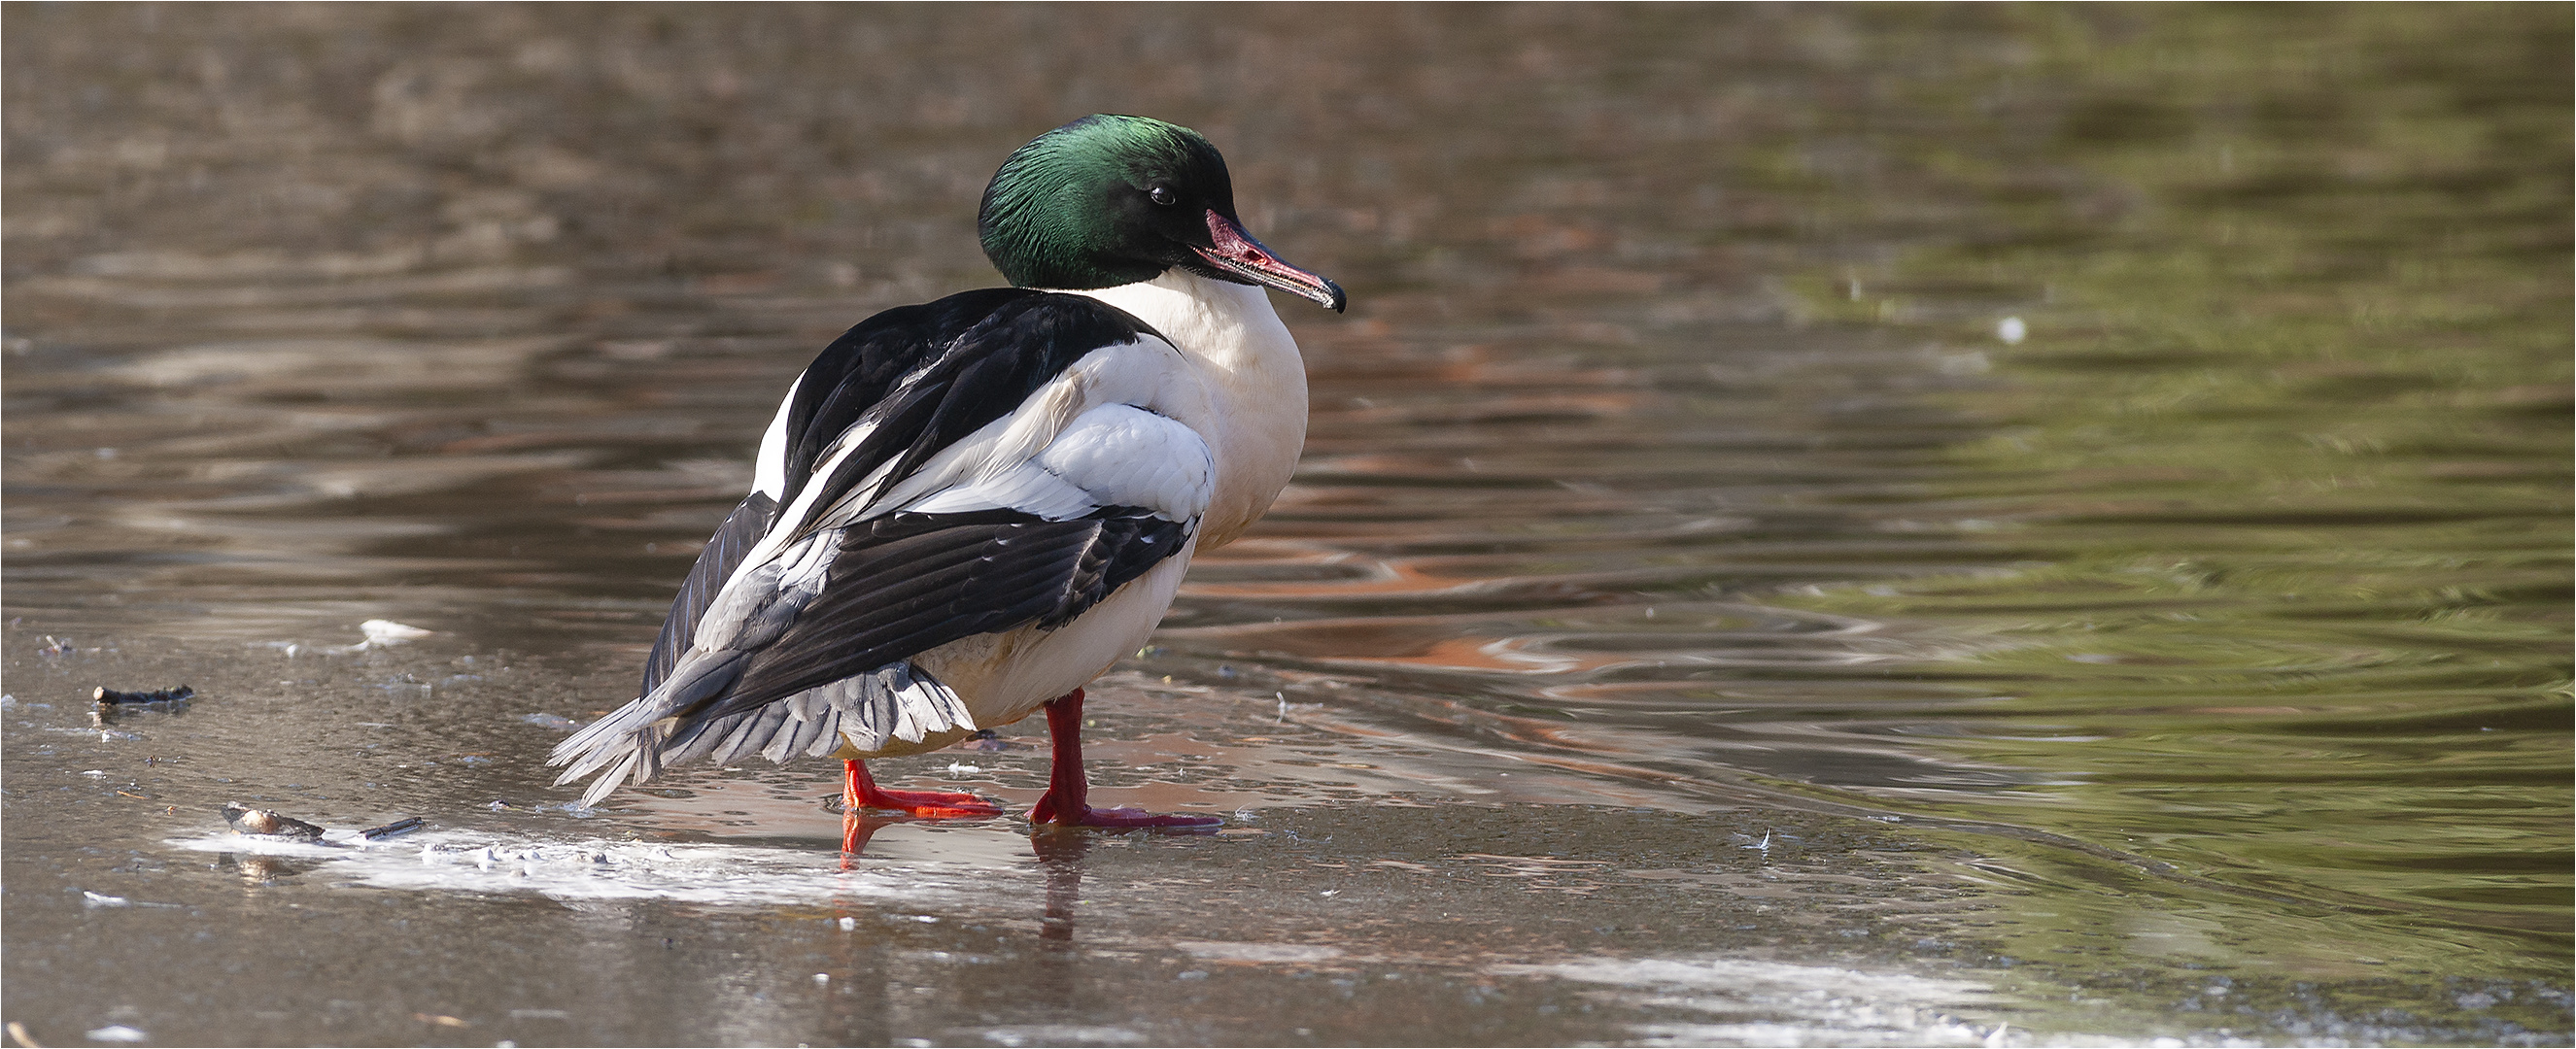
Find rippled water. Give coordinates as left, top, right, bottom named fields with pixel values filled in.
left=6, top=6, right=2568, bottom=1046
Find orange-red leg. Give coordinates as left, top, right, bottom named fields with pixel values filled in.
left=841, top=759, right=1002, bottom=818
left=1027, top=689, right=1221, bottom=829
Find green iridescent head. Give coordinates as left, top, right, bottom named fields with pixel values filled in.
left=978, top=115, right=1344, bottom=311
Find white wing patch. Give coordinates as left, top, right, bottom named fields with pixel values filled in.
left=902, top=403, right=1214, bottom=522
left=751, top=375, right=803, bottom=499
left=802, top=337, right=1212, bottom=531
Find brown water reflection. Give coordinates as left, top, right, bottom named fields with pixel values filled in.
left=6, top=4, right=2569, bottom=1047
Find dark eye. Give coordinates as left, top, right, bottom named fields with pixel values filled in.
left=1148, top=185, right=1178, bottom=206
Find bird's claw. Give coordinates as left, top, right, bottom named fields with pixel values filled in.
left=844, top=789, right=1004, bottom=819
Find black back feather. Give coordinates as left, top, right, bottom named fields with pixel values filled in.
left=777, top=289, right=1155, bottom=528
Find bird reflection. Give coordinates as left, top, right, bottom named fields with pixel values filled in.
left=830, top=803, right=1091, bottom=944
left=218, top=852, right=314, bottom=886
left=835, top=809, right=909, bottom=866
left=1032, top=827, right=1088, bottom=943
left=1026, top=827, right=1090, bottom=1012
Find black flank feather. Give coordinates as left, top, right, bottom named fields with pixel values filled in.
left=703, top=508, right=1185, bottom=725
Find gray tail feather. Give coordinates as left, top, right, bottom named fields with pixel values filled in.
left=580, top=750, right=641, bottom=808
left=547, top=659, right=973, bottom=806
left=551, top=652, right=741, bottom=768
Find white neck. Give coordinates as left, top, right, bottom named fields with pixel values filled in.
left=1057, top=271, right=1309, bottom=549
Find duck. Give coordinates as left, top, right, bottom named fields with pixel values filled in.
left=549, top=115, right=1342, bottom=833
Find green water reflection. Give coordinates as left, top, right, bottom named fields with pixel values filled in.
left=1766, top=4, right=2571, bottom=983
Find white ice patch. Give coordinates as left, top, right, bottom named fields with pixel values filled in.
left=359, top=619, right=435, bottom=646
left=1493, top=956, right=2008, bottom=1047
left=1173, top=941, right=1345, bottom=964
left=166, top=829, right=1009, bottom=906
left=978, top=1026, right=1147, bottom=1047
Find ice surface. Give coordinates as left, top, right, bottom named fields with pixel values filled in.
left=166, top=829, right=1011, bottom=905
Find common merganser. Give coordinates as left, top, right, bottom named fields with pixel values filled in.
left=550, top=115, right=1342, bottom=833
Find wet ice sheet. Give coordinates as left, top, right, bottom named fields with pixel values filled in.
left=13, top=632, right=2570, bottom=1046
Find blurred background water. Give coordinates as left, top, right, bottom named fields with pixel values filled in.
left=5, top=5, right=2568, bottom=1046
